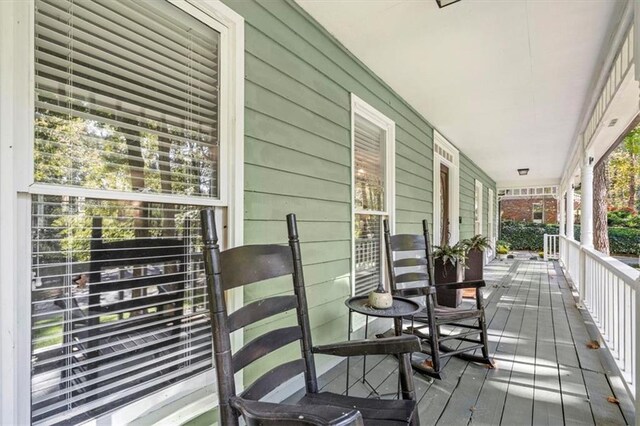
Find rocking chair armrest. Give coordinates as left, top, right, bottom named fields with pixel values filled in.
left=230, top=396, right=363, bottom=426
left=313, top=335, right=421, bottom=357
left=434, top=279, right=485, bottom=290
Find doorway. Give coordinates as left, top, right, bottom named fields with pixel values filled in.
left=433, top=131, right=460, bottom=246
left=440, top=163, right=450, bottom=246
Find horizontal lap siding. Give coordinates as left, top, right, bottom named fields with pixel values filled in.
left=220, top=0, right=494, bottom=386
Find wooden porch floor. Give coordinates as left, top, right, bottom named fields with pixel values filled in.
left=295, top=259, right=635, bottom=425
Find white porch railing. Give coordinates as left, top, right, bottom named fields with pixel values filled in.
left=543, top=234, right=559, bottom=260
left=583, top=246, right=640, bottom=389
left=558, top=235, right=640, bottom=401
left=561, top=237, right=582, bottom=290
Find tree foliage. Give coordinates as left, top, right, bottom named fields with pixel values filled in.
left=608, top=126, right=640, bottom=212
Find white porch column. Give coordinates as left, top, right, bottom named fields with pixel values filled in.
left=580, top=153, right=594, bottom=248
left=559, top=191, right=566, bottom=237
left=566, top=184, right=575, bottom=240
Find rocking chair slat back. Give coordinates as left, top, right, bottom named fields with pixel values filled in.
left=232, top=326, right=303, bottom=372
left=228, top=295, right=298, bottom=333
left=240, top=359, right=307, bottom=401
left=388, top=233, right=427, bottom=251
left=200, top=209, right=319, bottom=425
left=220, top=244, right=294, bottom=291
left=393, top=287, right=428, bottom=298
left=393, top=257, right=429, bottom=268
left=395, top=272, right=430, bottom=284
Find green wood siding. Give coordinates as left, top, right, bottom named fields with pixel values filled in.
left=218, top=0, right=496, bottom=388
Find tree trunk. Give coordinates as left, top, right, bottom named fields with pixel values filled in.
left=593, top=160, right=610, bottom=255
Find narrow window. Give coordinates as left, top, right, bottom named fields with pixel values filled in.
left=351, top=95, right=395, bottom=296
left=533, top=202, right=544, bottom=223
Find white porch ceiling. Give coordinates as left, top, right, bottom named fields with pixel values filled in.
left=296, top=0, right=625, bottom=187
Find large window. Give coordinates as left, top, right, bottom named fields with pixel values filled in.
left=26, top=0, right=243, bottom=423
left=351, top=95, right=395, bottom=296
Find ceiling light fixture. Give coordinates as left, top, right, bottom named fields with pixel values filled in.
left=517, top=168, right=529, bottom=176
left=436, top=0, right=461, bottom=8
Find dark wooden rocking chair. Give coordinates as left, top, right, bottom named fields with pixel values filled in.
left=200, top=209, right=421, bottom=425
left=382, top=219, right=493, bottom=380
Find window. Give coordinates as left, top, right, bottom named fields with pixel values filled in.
left=474, top=180, right=483, bottom=235
left=26, top=0, right=243, bottom=423
left=351, top=95, right=395, bottom=296
left=533, top=202, right=544, bottom=223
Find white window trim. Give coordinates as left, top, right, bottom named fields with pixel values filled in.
left=487, top=188, right=495, bottom=263
left=350, top=94, right=395, bottom=300
left=475, top=180, right=483, bottom=235
left=0, top=1, right=244, bottom=424
left=432, top=130, right=460, bottom=245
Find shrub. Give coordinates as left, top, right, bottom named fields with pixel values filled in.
left=500, top=221, right=559, bottom=251
left=499, top=221, right=639, bottom=255
left=609, top=227, right=640, bottom=255
left=607, top=208, right=640, bottom=228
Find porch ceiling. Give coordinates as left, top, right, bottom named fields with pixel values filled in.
left=296, top=0, right=624, bottom=187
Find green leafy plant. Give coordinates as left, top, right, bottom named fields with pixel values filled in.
left=538, top=251, right=545, bottom=258
left=462, top=234, right=491, bottom=252
left=433, top=242, right=467, bottom=269
left=495, top=239, right=510, bottom=255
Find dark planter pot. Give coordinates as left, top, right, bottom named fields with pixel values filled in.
left=465, top=248, right=484, bottom=281
left=434, top=258, right=462, bottom=308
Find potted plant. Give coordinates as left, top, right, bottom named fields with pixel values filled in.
left=433, top=242, right=467, bottom=308
left=461, top=235, right=491, bottom=281
left=496, top=240, right=510, bottom=260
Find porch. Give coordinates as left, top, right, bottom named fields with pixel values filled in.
left=291, top=258, right=634, bottom=426
left=3, top=0, right=640, bottom=424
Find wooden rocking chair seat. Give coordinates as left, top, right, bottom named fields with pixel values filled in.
left=300, top=392, right=416, bottom=425
left=229, top=396, right=364, bottom=425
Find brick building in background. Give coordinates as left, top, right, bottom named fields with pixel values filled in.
left=501, top=196, right=558, bottom=224
left=498, top=186, right=561, bottom=225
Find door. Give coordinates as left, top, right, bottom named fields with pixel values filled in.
left=440, top=163, right=450, bottom=246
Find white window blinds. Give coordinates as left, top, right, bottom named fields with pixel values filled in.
left=31, top=196, right=211, bottom=425
left=35, top=0, right=219, bottom=198
left=31, top=0, right=221, bottom=423
left=353, top=113, right=387, bottom=296
left=354, top=114, right=385, bottom=212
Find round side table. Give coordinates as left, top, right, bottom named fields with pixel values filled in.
left=344, top=295, right=421, bottom=397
